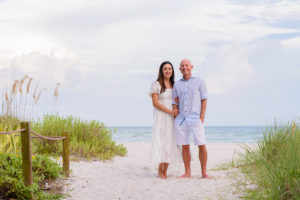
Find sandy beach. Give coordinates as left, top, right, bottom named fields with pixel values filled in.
left=63, top=142, right=247, bottom=200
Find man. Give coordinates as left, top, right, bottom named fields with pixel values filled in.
left=172, top=59, right=211, bottom=178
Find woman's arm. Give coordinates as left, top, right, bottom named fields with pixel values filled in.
left=152, top=93, right=177, bottom=116
left=173, top=97, right=179, bottom=117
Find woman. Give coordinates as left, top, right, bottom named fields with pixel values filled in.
left=149, top=61, right=182, bottom=179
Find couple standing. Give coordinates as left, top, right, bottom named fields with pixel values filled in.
left=149, top=59, right=211, bottom=179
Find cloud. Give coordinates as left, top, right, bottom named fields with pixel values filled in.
left=200, top=44, right=255, bottom=95
left=0, top=0, right=299, bottom=125
left=1, top=0, right=299, bottom=72
left=281, top=37, right=300, bottom=49
left=9, top=48, right=78, bottom=87
left=77, top=65, right=157, bottom=76
left=182, top=1, right=300, bottom=43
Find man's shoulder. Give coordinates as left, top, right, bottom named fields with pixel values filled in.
left=191, top=76, right=205, bottom=83
left=174, top=79, right=183, bottom=86
left=192, top=76, right=202, bottom=80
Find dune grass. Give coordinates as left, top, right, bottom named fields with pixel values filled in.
left=0, top=75, right=56, bottom=154
left=0, top=116, right=20, bottom=154
left=238, top=122, right=300, bottom=199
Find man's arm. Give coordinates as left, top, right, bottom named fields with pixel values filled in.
left=200, top=99, right=207, bottom=123
left=199, top=78, right=208, bottom=123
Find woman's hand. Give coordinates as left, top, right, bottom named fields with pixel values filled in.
left=170, top=109, right=178, bottom=117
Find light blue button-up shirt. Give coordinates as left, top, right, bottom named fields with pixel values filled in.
left=172, top=77, right=208, bottom=126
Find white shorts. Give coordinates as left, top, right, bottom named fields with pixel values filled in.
left=175, top=119, right=206, bottom=145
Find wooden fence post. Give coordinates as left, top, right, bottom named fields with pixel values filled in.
left=63, top=132, right=70, bottom=177
left=20, top=122, right=33, bottom=186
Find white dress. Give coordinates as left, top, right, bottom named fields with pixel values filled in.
left=149, top=81, right=182, bottom=163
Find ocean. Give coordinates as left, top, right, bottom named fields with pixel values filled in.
left=110, top=126, right=269, bottom=143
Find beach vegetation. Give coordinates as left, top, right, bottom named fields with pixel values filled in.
left=1, top=74, right=127, bottom=199
left=0, top=75, right=50, bottom=154
left=0, top=117, right=20, bottom=154
left=1, top=75, right=127, bottom=159
left=32, top=114, right=127, bottom=160
left=238, top=121, right=300, bottom=199
left=0, top=153, right=64, bottom=200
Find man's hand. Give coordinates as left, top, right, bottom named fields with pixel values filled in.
left=200, top=117, right=204, bottom=123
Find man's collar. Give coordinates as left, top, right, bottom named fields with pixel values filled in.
left=180, top=76, right=195, bottom=81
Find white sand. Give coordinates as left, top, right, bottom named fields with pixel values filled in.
left=63, top=143, right=248, bottom=200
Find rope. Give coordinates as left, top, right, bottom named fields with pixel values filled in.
left=0, top=129, right=26, bottom=135
left=30, top=131, right=66, bottom=141
left=0, top=129, right=66, bottom=141
left=14, top=135, right=43, bottom=138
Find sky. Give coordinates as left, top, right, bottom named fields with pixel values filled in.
left=0, top=0, right=299, bottom=126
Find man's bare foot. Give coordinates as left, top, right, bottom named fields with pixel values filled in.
left=201, top=173, right=213, bottom=179
left=178, top=173, right=191, bottom=178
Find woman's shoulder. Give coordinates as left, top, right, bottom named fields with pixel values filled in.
left=151, top=81, right=161, bottom=88
left=149, top=81, right=161, bottom=97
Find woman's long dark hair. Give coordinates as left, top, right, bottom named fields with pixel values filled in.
left=156, top=61, right=175, bottom=94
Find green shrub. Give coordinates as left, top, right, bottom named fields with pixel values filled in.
left=238, top=122, right=300, bottom=199
left=0, top=153, right=63, bottom=200
left=32, top=114, right=127, bottom=160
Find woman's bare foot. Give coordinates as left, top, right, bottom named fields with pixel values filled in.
left=162, top=163, right=169, bottom=179
left=163, top=172, right=167, bottom=178
left=158, top=170, right=165, bottom=179
left=158, top=163, right=165, bottom=179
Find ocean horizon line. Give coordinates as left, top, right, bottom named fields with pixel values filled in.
left=109, top=125, right=274, bottom=128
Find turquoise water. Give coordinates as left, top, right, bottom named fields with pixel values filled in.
left=110, top=126, right=269, bottom=143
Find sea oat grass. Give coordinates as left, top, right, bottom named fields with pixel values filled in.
left=238, top=121, right=300, bottom=199
left=1, top=75, right=60, bottom=154
left=1, top=75, right=48, bottom=120
left=0, top=116, right=21, bottom=153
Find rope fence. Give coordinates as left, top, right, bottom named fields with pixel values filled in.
left=0, top=129, right=66, bottom=141
left=14, top=135, right=43, bottom=138
left=0, top=122, right=70, bottom=189
left=0, top=129, right=25, bottom=134
left=31, top=131, right=66, bottom=140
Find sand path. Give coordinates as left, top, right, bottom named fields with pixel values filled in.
left=63, top=143, right=245, bottom=200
